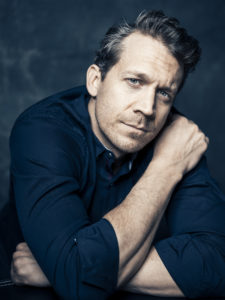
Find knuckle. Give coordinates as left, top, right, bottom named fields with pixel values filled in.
left=192, top=123, right=199, bottom=132
left=16, top=242, right=26, bottom=250
left=14, top=257, right=26, bottom=269
left=13, top=256, right=21, bottom=265
left=200, top=140, right=208, bottom=152
left=13, top=251, right=22, bottom=259
left=199, top=131, right=205, bottom=139
left=16, top=244, right=22, bottom=251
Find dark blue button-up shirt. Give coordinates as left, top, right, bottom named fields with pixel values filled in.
left=10, top=86, right=225, bottom=299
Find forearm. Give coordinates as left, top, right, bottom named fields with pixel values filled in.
left=104, top=161, right=182, bottom=286
left=122, top=246, right=184, bottom=297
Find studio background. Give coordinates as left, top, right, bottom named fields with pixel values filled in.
left=0, top=0, right=225, bottom=210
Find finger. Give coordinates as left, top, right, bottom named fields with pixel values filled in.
left=193, top=134, right=209, bottom=154
left=12, top=261, right=32, bottom=285
left=13, top=256, right=36, bottom=272
left=13, top=251, right=32, bottom=260
left=198, top=133, right=209, bottom=147
left=16, top=242, right=29, bottom=251
left=10, top=263, right=24, bottom=286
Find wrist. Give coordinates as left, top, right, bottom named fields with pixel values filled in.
left=147, top=159, right=183, bottom=184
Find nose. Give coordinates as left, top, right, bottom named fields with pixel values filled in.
left=133, top=88, right=156, bottom=117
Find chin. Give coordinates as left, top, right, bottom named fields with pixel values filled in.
left=117, top=139, right=152, bottom=154
left=107, top=132, right=157, bottom=157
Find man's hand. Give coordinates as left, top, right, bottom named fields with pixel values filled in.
left=11, top=242, right=50, bottom=287
left=152, top=113, right=209, bottom=176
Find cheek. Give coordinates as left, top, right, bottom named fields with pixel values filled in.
left=97, top=92, right=128, bottom=121
left=95, top=97, right=117, bottom=129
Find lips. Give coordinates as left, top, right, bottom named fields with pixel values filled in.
left=122, top=122, right=149, bottom=132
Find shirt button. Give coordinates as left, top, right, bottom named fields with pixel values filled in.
left=129, top=161, right=132, bottom=171
left=108, top=152, right=113, bottom=158
left=73, top=238, right=77, bottom=245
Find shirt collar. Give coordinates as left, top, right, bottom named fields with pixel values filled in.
left=94, top=132, right=137, bottom=172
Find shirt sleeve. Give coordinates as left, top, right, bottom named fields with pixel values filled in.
left=155, top=157, right=225, bottom=298
left=10, top=116, right=119, bottom=300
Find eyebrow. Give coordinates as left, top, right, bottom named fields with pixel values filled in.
left=121, top=71, right=177, bottom=93
left=121, top=71, right=150, bottom=82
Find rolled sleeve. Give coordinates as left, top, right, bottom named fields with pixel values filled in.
left=155, top=232, right=225, bottom=298
left=155, top=157, right=225, bottom=298
left=10, top=116, right=119, bottom=299
left=76, top=219, right=119, bottom=297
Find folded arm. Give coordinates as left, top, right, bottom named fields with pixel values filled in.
left=10, top=117, right=119, bottom=299
left=122, top=246, right=184, bottom=297
left=11, top=151, right=225, bottom=298
left=123, top=156, right=225, bottom=298
left=11, top=244, right=184, bottom=296
left=10, top=113, right=208, bottom=299
left=104, top=114, right=208, bottom=287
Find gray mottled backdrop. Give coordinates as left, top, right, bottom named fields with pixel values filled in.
left=0, top=0, right=225, bottom=209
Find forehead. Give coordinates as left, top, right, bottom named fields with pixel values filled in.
left=115, top=32, right=183, bottom=87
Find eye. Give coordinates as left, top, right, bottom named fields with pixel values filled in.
left=126, top=78, right=142, bottom=87
left=158, top=89, right=169, bottom=97
left=157, top=89, right=171, bottom=102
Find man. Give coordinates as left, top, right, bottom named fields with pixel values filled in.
left=9, top=10, right=225, bottom=299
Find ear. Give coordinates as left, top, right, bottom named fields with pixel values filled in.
left=86, top=64, right=102, bottom=97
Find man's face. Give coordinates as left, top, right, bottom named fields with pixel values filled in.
left=88, top=32, right=183, bottom=158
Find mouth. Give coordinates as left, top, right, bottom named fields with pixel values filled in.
left=122, top=122, right=150, bottom=133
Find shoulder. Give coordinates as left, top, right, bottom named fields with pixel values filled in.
left=11, top=85, right=90, bottom=146
left=10, top=86, right=92, bottom=176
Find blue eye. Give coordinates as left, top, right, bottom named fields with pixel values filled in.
left=127, top=78, right=141, bottom=86
left=157, top=89, right=173, bottom=104
left=158, top=90, right=169, bottom=98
